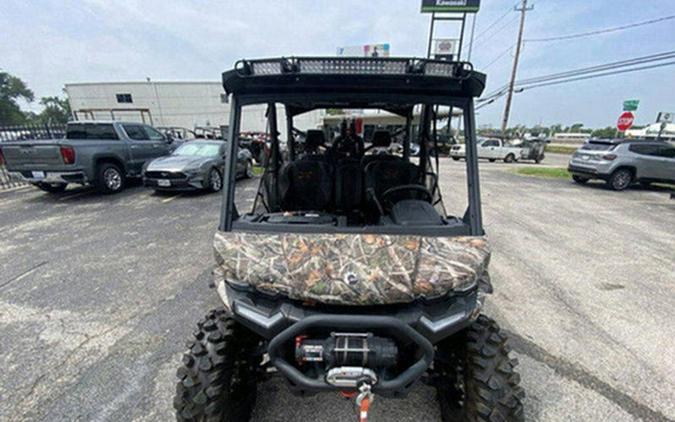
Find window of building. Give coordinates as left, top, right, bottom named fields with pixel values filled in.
left=116, top=93, right=133, bottom=103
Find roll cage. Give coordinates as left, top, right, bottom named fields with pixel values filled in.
left=218, top=57, right=487, bottom=236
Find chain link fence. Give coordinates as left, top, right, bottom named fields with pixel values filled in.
left=0, top=124, right=66, bottom=191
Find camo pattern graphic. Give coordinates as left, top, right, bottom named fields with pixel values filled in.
left=213, top=231, right=490, bottom=305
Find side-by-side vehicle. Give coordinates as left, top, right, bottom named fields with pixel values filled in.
left=173, top=57, right=524, bottom=422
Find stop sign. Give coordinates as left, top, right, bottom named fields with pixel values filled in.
left=617, top=111, right=635, bottom=131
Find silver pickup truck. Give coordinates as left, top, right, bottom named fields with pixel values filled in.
left=0, top=121, right=176, bottom=194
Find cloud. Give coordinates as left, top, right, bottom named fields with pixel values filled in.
left=2, top=0, right=674, bottom=126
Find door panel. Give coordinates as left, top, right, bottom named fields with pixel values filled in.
left=122, top=124, right=156, bottom=174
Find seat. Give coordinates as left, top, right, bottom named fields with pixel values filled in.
left=363, top=160, right=423, bottom=216
left=280, top=159, right=332, bottom=211
left=334, top=158, right=362, bottom=213
left=301, top=130, right=328, bottom=161
left=280, top=130, right=334, bottom=211
left=361, top=130, right=401, bottom=170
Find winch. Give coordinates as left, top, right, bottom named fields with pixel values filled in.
left=295, top=332, right=398, bottom=369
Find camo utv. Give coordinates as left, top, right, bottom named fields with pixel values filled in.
left=174, top=57, right=524, bottom=422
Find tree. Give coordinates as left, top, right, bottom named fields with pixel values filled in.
left=591, top=126, right=618, bottom=139
left=569, top=123, right=585, bottom=133
left=33, top=96, right=71, bottom=124
left=549, top=123, right=563, bottom=135
left=0, top=71, right=34, bottom=125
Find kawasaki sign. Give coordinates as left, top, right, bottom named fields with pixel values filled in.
left=421, top=0, right=481, bottom=13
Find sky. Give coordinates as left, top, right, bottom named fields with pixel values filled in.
left=2, top=0, right=674, bottom=128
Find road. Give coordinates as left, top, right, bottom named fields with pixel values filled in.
left=0, top=154, right=673, bottom=421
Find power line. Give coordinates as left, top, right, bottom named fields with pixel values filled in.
left=517, top=60, right=675, bottom=90
left=480, top=49, right=675, bottom=100
left=517, top=50, right=675, bottom=85
left=472, top=8, right=513, bottom=42
left=475, top=57, right=675, bottom=109
left=525, top=14, right=675, bottom=42
left=481, top=44, right=515, bottom=70
left=473, top=15, right=520, bottom=49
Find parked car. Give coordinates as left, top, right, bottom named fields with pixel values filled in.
left=142, top=140, right=253, bottom=192
left=515, top=139, right=546, bottom=163
left=450, top=138, right=523, bottom=163
left=568, top=138, right=675, bottom=190
left=239, top=132, right=270, bottom=165
left=0, top=121, right=177, bottom=194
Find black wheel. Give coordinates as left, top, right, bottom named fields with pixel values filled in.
left=244, top=160, right=254, bottom=179
left=452, top=157, right=460, bottom=161
left=94, top=162, right=125, bottom=194
left=534, top=157, right=541, bottom=164
left=572, top=175, right=589, bottom=184
left=35, top=182, right=67, bottom=193
left=207, top=168, right=223, bottom=192
left=504, top=154, right=516, bottom=163
left=607, top=168, right=632, bottom=191
left=434, top=315, right=524, bottom=422
left=174, top=308, right=261, bottom=422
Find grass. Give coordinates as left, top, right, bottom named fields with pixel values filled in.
left=515, top=166, right=570, bottom=179
left=545, top=145, right=578, bottom=154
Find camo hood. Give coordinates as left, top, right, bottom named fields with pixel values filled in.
left=213, top=231, right=490, bottom=306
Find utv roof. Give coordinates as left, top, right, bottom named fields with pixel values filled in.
left=222, top=57, right=486, bottom=110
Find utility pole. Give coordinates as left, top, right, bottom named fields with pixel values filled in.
left=500, top=0, right=532, bottom=138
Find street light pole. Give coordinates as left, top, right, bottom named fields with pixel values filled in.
left=500, top=0, right=532, bottom=138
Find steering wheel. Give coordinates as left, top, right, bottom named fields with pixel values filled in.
left=381, top=184, right=433, bottom=208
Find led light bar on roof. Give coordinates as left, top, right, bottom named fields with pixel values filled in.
left=424, top=61, right=459, bottom=77
left=297, top=58, right=409, bottom=75
left=251, top=60, right=284, bottom=75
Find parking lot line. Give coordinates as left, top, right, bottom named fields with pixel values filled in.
left=59, top=189, right=95, bottom=201
left=161, top=194, right=181, bottom=203
left=0, top=185, right=33, bottom=194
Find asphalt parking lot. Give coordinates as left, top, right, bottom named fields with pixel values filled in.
left=1, top=154, right=673, bottom=421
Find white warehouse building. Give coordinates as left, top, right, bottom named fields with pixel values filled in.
left=64, top=81, right=324, bottom=134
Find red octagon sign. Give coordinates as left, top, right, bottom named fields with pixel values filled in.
left=617, top=111, right=635, bottom=131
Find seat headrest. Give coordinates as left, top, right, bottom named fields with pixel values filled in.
left=305, top=130, right=326, bottom=150
left=371, top=131, right=392, bottom=148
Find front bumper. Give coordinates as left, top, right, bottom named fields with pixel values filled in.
left=10, top=170, right=87, bottom=184
left=218, top=281, right=480, bottom=396
left=218, top=280, right=480, bottom=345
left=143, top=175, right=204, bottom=190
left=567, top=163, right=611, bottom=179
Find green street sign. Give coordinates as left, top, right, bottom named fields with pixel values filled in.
left=421, top=0, right=481, bottom=13
left=623, top=99, right=639, bottom=111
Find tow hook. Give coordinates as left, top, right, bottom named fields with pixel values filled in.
left=355, top=382, right=374, bottom=422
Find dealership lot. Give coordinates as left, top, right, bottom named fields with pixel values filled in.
left=0, top=155, right=673, bottom=421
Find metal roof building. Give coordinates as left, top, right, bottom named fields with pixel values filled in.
left=64, top=81, right=323, bottom=133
